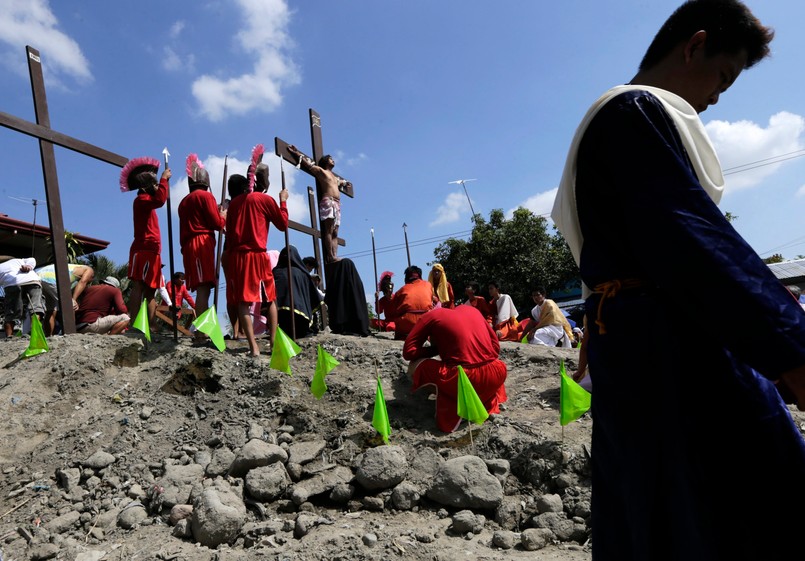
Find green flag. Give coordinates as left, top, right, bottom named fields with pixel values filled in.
left=311, top=345, right=339, bottom=399
left=521, top=333, right=529, bottom=344
left=132, top=298, right=150, bottom=342
left=456, top=365, right=489, bottom=425
left=269, top=326, right=301, bottom=375
left=559, top=359, right=591, bottom=426
left=192, top=305, right=226, bottom=352
left=21, top=315, right=48, bottom=358
left=372, top=375, right=391, bottom=444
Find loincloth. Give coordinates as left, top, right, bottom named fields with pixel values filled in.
left=319, top=196, right=341, bottom=227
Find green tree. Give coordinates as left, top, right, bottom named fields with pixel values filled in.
left=432, top=208, right=578, bottom=312
left=80, top=253, right=131, bottom=300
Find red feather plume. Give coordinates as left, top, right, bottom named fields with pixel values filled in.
left=186, top=153, right=204, bottom=181
left=248, top=143, right=265, bottom=192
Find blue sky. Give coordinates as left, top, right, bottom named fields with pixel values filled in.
left=2, top=0, right=805, bottom=314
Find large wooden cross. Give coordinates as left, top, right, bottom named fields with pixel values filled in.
left=275, top=108, right=354, bottom=281
left=0, top=46, right=128, bottom=334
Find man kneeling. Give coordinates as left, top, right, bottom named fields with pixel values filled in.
left=403, top=305, right=508, bottom=433
left=76, top=276, right=130, bottom=335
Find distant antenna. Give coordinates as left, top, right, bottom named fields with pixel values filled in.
left=9, top=196, right=41, bottom=256
left=447, top=179, right=478, bottom=220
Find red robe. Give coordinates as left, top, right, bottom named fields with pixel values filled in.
left=178, top=188, right=225, bottom=291
left=403, top=305, right=508, bottom=432
left=390, top=279, right=433, bottom=340
left=225, top=192, right=288, bottom=302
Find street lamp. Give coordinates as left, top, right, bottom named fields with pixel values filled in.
left=448, top=178, right=478, bottom=220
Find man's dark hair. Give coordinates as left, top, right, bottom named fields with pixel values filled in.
left=639, top=0, right=773, bottom=71
left=533, top=286, right=547, bottom=296
left=228, top=174, right=249, bottom=198
left=488, top=280, right=502, bottom=291
left=172, top=271, right=185, bottom=281
left=466, top=281, right=481, bottom=294
left=404, top=265, right=423, bottom=283
left=318, top=154, right=332, bottom=168
left=302, top=256, right=318, bottom=270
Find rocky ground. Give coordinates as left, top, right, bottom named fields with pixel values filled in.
left=0, top=329, right=599, bottom=561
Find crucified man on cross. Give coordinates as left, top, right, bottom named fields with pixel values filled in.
left=286, top=145, right=351, bottom=264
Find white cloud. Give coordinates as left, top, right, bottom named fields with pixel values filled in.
left=430, top=191, right=471, bottom=227
left=796, top=184, right=805, bottom=198
left=169, top=21, right=185, bottom=39
left=0, top=0, right=92, bottom=85
left=707, top=111, right=805, bottom=193
left=508, top=188, right=557, bottom=220
left=191, top=0, right=300, bottom=122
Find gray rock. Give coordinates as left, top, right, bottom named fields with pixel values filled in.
left=229, top=439, right=288, bottom=477
left=248, top=422, right=264, bottom=440
left=117, top=502, right=147, bottom=529
left=29, top=543, right=59, bottom=560
left=329, top=482, right=355, bottom=503
left=83, top=451, right=116, bottom=469
left=156, top=463, right=205, bottom=508
left=172, top=518, right=192, bottom=538
left=287, top=439, right=326, bottom=465
left=362, top=496, right=384, bottom=511
left=245, top=463, right=291, bottom=502
left=95, top=508, right=121, bottom=529
left=391, top=482, right=420, bottom=511
left=406, top=446, right=444, bottom=486
left=484, top=458, right=511, bottom=483
left=362, top=532, right=378, bottom=547
left=532, top=511, right=578, bottom=542
left=75, top=552, right=107, bottom=561
left=191, top=486, right=247, bottom=548
left=449, top=510, right=484, bottom=534
left=492, top=530, right=516, bottom=549
left=294, top=513, right=318, bottom=538
left=56, top=467, right=81, bottom=492
left=494, top=496, right=523, bottom=531
left=290, top=465, right=353, bottom=505
left=536, top=493, right=563, bottom=514
left=426, top=455, right=503, bottom=509
left=206, top=447, right=236, bottom=477
left=44, top=509, right=80, bottom=534
left=355, top=445, right=407, bottom=490
left=521, top=527, right=554, bottom=551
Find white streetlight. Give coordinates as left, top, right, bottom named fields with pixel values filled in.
left=447, top=178, right=478, bottom=220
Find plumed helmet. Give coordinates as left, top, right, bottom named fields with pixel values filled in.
left=119, top=156, right=160, bottom=193
left=186, top=154, right=210, bottom=190
left=248, top=143, right=265, bottom=192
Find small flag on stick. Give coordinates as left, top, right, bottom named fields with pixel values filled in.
left=311, top=345, right=339, bottom=399
left=21, top=315, right=48, bottom=358
left=269, top=327, right=300, bottom=375
left=456, top=365, right=489, bottom=425
left=192, top=305, right=226, bottom=352
left=559, top=359, right=591, bottom=426
left=372, top=374, right=391, bottom=444
left=521, top=333, right=529, bottom=344
left=132, top=298, right=151, bottom=342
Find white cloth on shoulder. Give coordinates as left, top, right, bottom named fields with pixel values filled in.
left=550, top=84, right=724, bottom=296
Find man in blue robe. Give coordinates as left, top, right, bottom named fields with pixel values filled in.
left=552, top=1, right=805, bottom=559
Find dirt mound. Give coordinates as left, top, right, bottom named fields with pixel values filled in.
left=0, top=331, right=594, bottom=560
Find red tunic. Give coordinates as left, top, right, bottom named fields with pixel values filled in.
left=466, top=296, right=494, bottom=325
left=403, top=305, right=508, bottom=433
left=225, top=192, right=288, bottom=302
left=390, top=279, right=434, bottom=340
left=178, top=189, right=225, bottom=290
left=128, top=179, right=168, bottom=287
left=165, top=281, right=196, bottom=310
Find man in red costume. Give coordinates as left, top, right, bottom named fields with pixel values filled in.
left=372, top=271, right=396, bottom=332
left=463, top=281, right=493, bottom=325
left=390, top=265, right=433, bottom=341
left=121, top=157, right=170, bottom=328
left=225, top=168, right=288, bottom=357
left=403, top=305, right=508, bottom=433
left=164, top=271, right=196, bottom=326
left=178, top=154, right=226, bottom=336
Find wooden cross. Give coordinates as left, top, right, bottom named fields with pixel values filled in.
left=0, top=46, right=128, bottom=334
left=275, top=108, right=354, bottom=278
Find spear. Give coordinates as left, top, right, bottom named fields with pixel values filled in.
left=162, top=147, right=178, bottom=342
left=403, top=222, right=411, bottom=268
left=213, top=155, right=228, bottom=310
left=371, top=228, right=379, bottom=319
left=280, top=158, right=296, bottom=340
